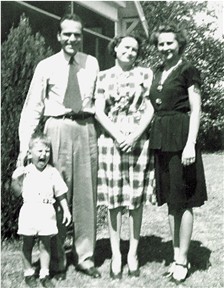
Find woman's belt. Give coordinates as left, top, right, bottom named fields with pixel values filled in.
left=155, top=110, right=190, bottom=117
left=52, top=111, right=93, bottom=120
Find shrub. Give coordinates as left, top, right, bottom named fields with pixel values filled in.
left=1, top=15, right=53, bottom=239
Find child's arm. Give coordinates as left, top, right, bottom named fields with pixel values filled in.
left=57, top=194, right=71, bottom=226
left=11, top=167, right=26, bottom=197
left=53, top=168, right=71, bottom=226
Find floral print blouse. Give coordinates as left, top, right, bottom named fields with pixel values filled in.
left=95, top=66, right=153, bottom=133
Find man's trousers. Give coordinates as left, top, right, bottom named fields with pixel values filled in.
left=44, top=116, right=97, bottom=271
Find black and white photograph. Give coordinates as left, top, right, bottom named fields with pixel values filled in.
left=1, top=1, right=224, bottom=287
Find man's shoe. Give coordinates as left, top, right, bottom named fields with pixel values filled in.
left=50, top=270, right=66, bottom=281
left=40, top=276, right=55, bottom=287
left=128, top=266, right=140, bottom=278
left=76, top=265, right=101, bottom=278
left=25, top=275, right=38, bottom=287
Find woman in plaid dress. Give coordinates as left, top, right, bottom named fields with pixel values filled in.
left=95, top=35, right=154, bottom=279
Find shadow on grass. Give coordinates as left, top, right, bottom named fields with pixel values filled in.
left=32, top=235, right=211, bottom=277
left=94, top=235, right=211, bottom=274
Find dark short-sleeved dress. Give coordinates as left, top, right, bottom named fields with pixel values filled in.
left=95, top=66, right=155, bottom=210
left=149, top=60, right=207, bottom=209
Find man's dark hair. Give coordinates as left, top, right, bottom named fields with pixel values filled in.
left=58, top=13, right=83, bottom=33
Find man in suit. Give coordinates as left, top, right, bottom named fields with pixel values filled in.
left=18, top=13, right=101, bottom=279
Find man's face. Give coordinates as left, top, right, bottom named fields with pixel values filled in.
left=57, top=19, right=82, bottom=56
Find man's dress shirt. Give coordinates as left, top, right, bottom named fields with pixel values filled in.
left=19, top=50, right=99, bottom=154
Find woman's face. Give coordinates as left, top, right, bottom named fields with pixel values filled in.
left=157, top=32, right=180, bottom=62
left=114, top=37, right=139, bottom=66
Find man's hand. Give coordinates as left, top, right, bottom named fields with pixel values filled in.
left=16, top=151, right=27, bottom=167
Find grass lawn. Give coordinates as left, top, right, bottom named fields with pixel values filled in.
left=1, top=153, right=224, bottom=288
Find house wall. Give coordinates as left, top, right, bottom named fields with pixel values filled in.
left=1, top=1, right=115, bottom=69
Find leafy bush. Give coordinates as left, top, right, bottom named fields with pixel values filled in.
left=1, top=15, right=53, bottom=239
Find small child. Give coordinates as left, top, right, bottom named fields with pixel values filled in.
left=11, top=133, right=71, bottom=288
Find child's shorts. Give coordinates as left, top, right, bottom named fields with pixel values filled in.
left=18, top=203, right=58, bottom=236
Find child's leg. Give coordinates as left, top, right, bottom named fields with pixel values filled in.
left=22, top=236, right=35, bottom=276
left=39, top=236, right=51, bottom=279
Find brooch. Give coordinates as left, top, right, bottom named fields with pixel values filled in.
left=157, top=84, right=163, bottom=92
left=155, top=98, right=162, bottom=105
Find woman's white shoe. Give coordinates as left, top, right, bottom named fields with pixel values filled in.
left=163, top=261, right=176, bottom=278
left=171, top=262, right=191, bottom=283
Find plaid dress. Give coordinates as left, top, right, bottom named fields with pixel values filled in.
left=95, top=66, right=155, bottom=210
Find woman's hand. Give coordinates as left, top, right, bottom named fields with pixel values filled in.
left=182, top=83, right=201, bottom=166
left=118, top=98, right=153, bottom=153
left=118, top=132, right=139, bottom=153
left=114, top=131, right=126, bottom=149
left=182, top=142, right=196, bottom=166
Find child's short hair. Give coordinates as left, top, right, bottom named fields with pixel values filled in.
left=29, top=132, right=51, bottom=149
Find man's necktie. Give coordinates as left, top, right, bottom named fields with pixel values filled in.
left=63, top=56, right=82, bottom=113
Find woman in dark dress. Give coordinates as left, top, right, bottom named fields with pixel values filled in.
left=149, top=23, right=207, bottom=283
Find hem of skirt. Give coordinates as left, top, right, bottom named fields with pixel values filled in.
left=158, top=199, right=207, bottom=208
left=18, top=232, right=58, bottom=236
left=97, top=202, right=146, bottom=210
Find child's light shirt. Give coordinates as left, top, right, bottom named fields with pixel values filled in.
left=13, top=163, right=68, bottom=204
left=13, top=163, right=68, bottom=236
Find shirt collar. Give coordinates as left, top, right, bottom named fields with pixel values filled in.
left=29, top=163, right=49, bottom=173
left=113, top=65, right=136, bottom=76
left=61, top=50, right=79, bottom=65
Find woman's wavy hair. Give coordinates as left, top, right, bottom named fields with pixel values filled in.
left=108, top=33, right=143, bottom=59
left=150, top=23, right=188, bottom=55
